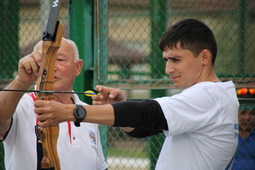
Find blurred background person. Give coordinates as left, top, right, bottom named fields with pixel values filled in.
left=233, top=88, right=255, bottom=170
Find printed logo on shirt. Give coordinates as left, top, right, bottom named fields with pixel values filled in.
left=234, top=123, right=238, bottom=139
left=89, top=131, right=96, bottom=145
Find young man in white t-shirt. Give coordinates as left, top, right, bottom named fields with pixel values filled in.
left=34, top=18, right=239, bottom=170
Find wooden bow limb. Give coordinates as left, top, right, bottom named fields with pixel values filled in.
left=39, top=126, right=60, bottom=170
left=36, top=21, right=63, bottom=170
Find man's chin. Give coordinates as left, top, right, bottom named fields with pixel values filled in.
left=174, top=83, right=187, bottom=89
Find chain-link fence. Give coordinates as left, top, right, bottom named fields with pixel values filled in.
left=105, top=1, right=255, bottom=169
left=0, top=0, right=255, bottom=170
left=106, top=0, right=255, bottom=90
left=0, top=143, right=4, bottom=170
left=234, top=95, right=255, bottom=169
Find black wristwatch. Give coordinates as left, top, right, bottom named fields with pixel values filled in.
left=73, top=104, right=86, bottom=127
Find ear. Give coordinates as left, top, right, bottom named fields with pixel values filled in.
left=201, top=49, right=211, bottom=66
left=75, top=59, right=83, bottom=76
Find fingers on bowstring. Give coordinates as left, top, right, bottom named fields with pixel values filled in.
left=109, top=88, right=123, bottom=99
left=92, top=100, right=103, bottom=105
left=95, top=85, right=113, bottom=93
left=92, top=93, right=105, bottom=105
left=95, top=85, right=126, bottom=102
left=95, top=85, right=103, bottom=92
left=91, top=94, right=101, bottom=100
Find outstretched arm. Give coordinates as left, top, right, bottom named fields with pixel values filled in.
left=0, top=51, right=41, bottom=139
left=35, top=101, right=115, bottom=126
left=34, top=99, right=168, bottom=132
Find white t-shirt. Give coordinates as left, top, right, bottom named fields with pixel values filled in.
left=154, top=81, right=239, bottom=170
left=3, top=93, right=107, bottom=170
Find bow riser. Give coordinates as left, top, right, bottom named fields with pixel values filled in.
left=36, top=3, right=63, bottom=169
left=36, top=23, right=63, bottom=100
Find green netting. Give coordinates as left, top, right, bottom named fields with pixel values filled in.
left=105, top=0, right=255, bottom=89
left=0, top=142, right=4, bottom=170
left=0, top=0, right=254, bottom=170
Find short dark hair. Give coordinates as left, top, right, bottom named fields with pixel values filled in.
left=159, top=18, right=217, bottom=65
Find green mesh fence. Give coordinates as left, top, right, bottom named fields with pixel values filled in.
left=0, top=142, right=4, bottom=170
left=106, top=0, right=255, bottom=89
left=105, top=1, right=255, bottom=168
left=0, top=0, right=255, bottom=170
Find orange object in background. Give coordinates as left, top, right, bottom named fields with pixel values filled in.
left=249, top=88, right=255, bottom=94
left=237, top=88, right=248, bottom=95
left=237, top=88, right=255, bottom=98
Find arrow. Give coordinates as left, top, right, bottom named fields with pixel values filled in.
left=0, top=89, right=99, bottom=96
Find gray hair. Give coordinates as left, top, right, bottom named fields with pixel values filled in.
left=33, top=37, right=80, bottom=62
left=65, top=38, right=79, bottom=62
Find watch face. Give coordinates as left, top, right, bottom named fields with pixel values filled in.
left=75, top=105, right=86, bottom=121
left=74, top=105, right=86, bottom=127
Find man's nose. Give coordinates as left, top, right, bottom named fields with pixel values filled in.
left=54, top=65, right=58, bottom=71
left=165, top=62, right=174, bottom=74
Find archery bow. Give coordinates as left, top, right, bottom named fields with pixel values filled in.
left=36, top=0, right=62, bottom=169
left=0, top=89, right=98, bottom=96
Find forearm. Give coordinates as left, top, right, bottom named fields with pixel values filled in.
left=0, top=77, right=30, bottom=134
left=84, top=104, right=115, bottom=126
left=64, top=104, right=115, bottom=126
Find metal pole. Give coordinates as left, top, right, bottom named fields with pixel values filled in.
left=69, top=0, right=108, bottom=159
left=69, top=0, right=93, bottom=103
left=94, top=0, right=108, bottom=87
left=149, top=0, right=167, bottom=169
left=238, top=0, right=248, bottom=75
